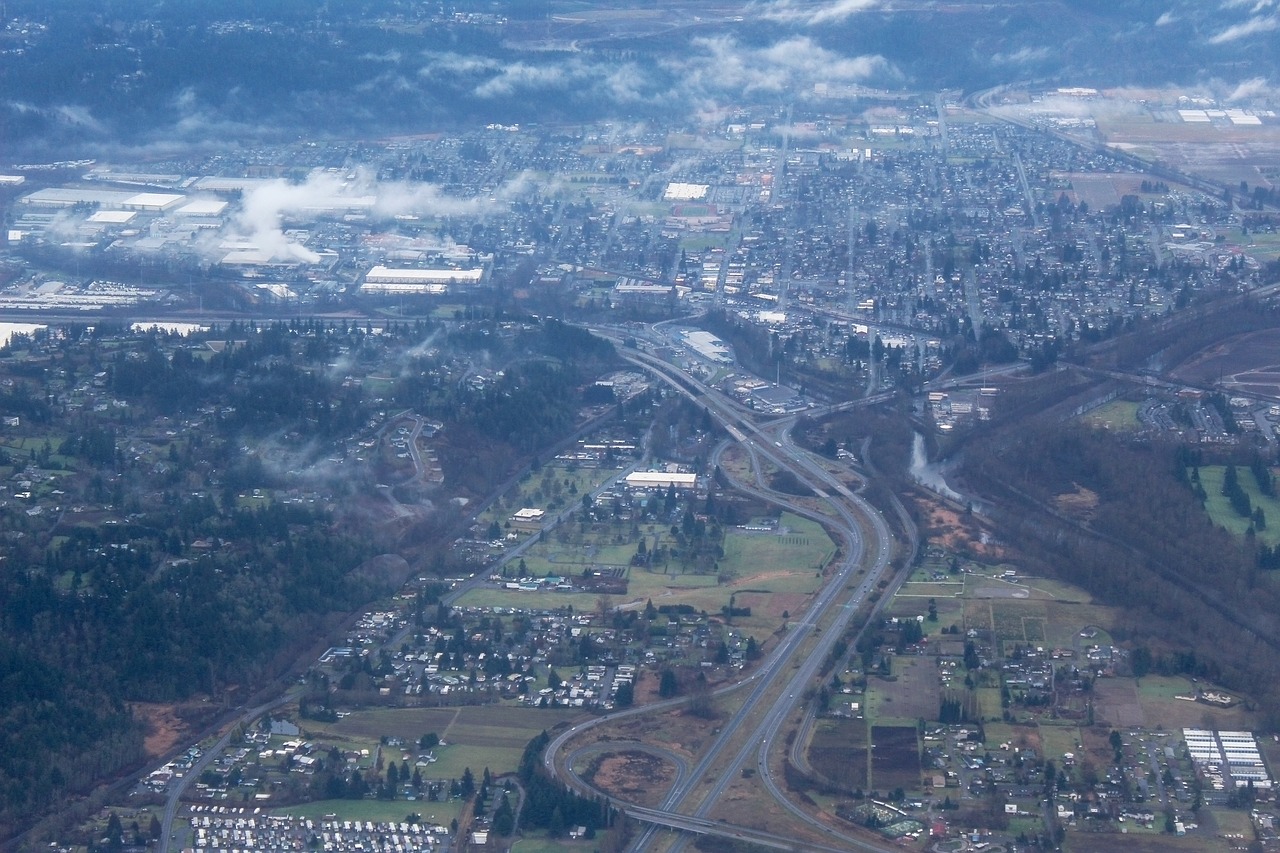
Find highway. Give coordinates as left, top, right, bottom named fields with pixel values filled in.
left=541, top=328, right=913, bottom=852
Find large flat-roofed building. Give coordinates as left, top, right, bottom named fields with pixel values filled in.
left=681, top=329, right=733, bottom=364
left=121, top=192, right=184, bottom=211
left=360, top=265, right=485, bottom=294
left=625, top=471, right=698, bottom=491
left=20, top=188, right=184, bottom=212
left=87, top=210, right=138, bottom=225
left=664, top=182, right=710, bottom=201
left=1183, top=728, right=1272, bottom=790
left=175, top=199, right=229, bottom=217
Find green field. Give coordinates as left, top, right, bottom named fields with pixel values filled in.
left=897, top=581, right=964, bottom=598
left=976, top=687, right=1003, bottom=721
left=301, top=705, right=585, bottom=782
left=1241, top=229, right=1280, bottom=261
left=1196, top=465, right=1280, bottom=546
left=721, top=513, right=836, bottom=577
left=1135, top=675, right=1199, bottom=703
left=511, top=835, right=599, bottom=853
left=272, top=798, right=464, bottom=824
left=456, top=511, right=834, bottom=641
left=1081, top=399, right=1141, bottom=430
left=678, top=234, right=733, bottom=252
left=1038, top=726, right=1082, bottom=762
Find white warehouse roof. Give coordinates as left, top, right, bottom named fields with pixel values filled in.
left=364, top=265, right=484, bottom=284
left=625, top=471, right=698, bottom=490
left=175, top=199, right=229, bottom=217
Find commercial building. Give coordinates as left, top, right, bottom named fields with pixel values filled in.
left=625, top=471, right=698, bottom=491
left=359, top=265, right=486, bottom=295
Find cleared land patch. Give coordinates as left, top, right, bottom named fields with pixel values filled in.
left=807, top=716, right=868, bottom=792
left=869, top=726, right=921, bottom=793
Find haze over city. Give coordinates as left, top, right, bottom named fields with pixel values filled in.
left=2, top=3, right=1280, bottom=853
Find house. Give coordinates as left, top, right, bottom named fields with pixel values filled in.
left=510, top=507, right=545, bottom=531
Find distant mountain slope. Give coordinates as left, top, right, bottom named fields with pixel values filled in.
left=1, top=0, right=1275, bottom=154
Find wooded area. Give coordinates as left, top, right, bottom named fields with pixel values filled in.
left=0, top=316, right=619, bottom=839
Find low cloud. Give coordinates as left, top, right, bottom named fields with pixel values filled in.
left=473, top=61, right=574, bottom=98
left=419, top=51, right=503, bottom=78
left=1208, top=14, right=1279, bottom=43
left=759, top=0, right=884, bottom=26
left=991, top=46, right=1052, bottom=65
left=672, top=35, right=889, bottom=97
left=227, top=168, right=532, bottom=263
left=1226, top=76, right=1272, bottom=100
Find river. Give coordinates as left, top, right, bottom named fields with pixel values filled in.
left=909, top=431, right=965, bottom=503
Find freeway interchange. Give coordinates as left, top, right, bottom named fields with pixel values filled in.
left=542, top=332, right=916, bottom=853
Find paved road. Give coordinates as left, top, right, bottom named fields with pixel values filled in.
left=157, top=689, right=300, bottom=853
left=541, top=331, right=910, bottom=852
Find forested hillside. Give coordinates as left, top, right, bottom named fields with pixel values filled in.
left=0, top=315, right=617, bottom=839
left=958, top=413, right=1280, bottom=726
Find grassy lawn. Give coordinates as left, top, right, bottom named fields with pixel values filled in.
left=511, top=835, right=599, bottom=853
left=721, top=512, right=836, bottom=577
left=1081, top=399, right=1141, bottom=430
left=1007, top=816, right=1044, bottom=836
left=1039, top=726, right=1081, bottom=762
left=1135, top=675, right=1199, bottom=703
left=976, top=687, right=1004, bottom=721
left=1195, top=465, right=1280, bottom=546
left=678, top=234, right=733, bottom=252
left=1242, top=229, right=1280, bottom=261
left=1206, top=806, right=1254, bottom=837
left=897, top=581, right=965, bottom=598
left=273, top=798, right=464, bottom=824
left=1022, top=577, right=1094, bottom=603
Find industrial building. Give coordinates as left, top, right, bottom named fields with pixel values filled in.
left=359, top=265, right=486, bottom=295
left=19, top=188, right=185, bottom=212
left=624, top=471, right=698, bottom=491
left=681, top=329, right=733, bottom=364
left=1183, top=728, right=1272, bottom=790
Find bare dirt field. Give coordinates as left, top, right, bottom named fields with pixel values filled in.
left=914, top=493, right=1003, bottom=559
left=131, top=701, right=222, bottom=758
left=869, top=726, right=921, bottom=793
left=1093, top=679, right=1145, bottom=729
left=583, top=750, right=678, bottom=808
left=808, top=717, right=868, bottom=791
left=1053, top=172, right=1143, bottom=209
left=132, top=703, right=188, bottom=758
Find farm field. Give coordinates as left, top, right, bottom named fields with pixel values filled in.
left=869, top=726, right=920, bottom=793
left=456, top=511, right=834, bottom=641
left=807, top=717, right=867, bottom=792
left=302, top=706, right=585, bottom=782
left=867, top=656, right=939, bottom=724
